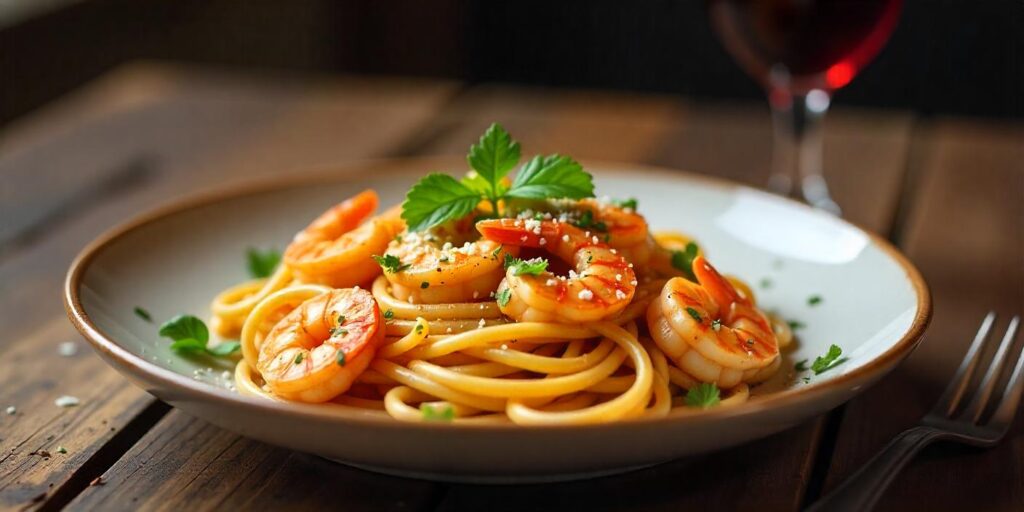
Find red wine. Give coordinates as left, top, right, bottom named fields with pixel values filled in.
left=708, top=0, right=901, bottom=93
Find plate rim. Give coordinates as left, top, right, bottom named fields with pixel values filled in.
left=64, top=156, right=932, bottom=432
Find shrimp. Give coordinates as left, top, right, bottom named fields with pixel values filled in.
left=476, top=218, right=637, bottom=323
left=521, top=199, right=679, bottom=279
left=382, top=216, right=517, bottom=304
left=283, top=190, right=403, bottom=287
left=646, top=255, right=779, bottom=388
left=257, top=288, right=383, bottom=402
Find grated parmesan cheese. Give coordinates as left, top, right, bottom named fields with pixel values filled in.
left=54, top=396, right=80, bottom=408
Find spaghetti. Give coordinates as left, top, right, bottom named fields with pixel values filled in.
left=208, top=124, right=792, bottom=425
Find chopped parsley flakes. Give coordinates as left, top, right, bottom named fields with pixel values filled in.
left=671, top=242, right=700, bottom=281
left=133, top=307, right=153, bottom=322
left=504, top=254, right=549, bottom=276
left=685, top=307, right=703, bottom=323
left=373, top=254, right=411, bottom=274
left=810, top=344, right=846, bottom=374
left=685, top=383, right=721, bottom=409
left=420, top=403, right=455, bottom=422
left=794, top=345, right=847, bottom=378
left=496, top=288, right=512, bottom=307
left=246, top=248, right=281, bottom=278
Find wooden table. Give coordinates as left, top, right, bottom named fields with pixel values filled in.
left=1, top=62, right=1021, bottom=512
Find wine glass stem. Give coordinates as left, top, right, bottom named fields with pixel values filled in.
left=768, top=90, right=841, bottom=215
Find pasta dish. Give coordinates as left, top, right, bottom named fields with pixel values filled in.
left=206, top=124, right=792, bottom=425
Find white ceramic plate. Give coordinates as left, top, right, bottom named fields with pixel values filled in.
left=65, top=158, right=931, bottom=482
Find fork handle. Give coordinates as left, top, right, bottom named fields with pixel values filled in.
left=806, top=426, right=943, bottom=512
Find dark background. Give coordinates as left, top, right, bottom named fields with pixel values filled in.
left=1, top=0, right=1021, bottom=126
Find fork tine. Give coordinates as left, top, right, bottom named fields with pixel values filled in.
left=959, top=315, right=1020, bottom=423
left=985, top=316, right=1023, bottom=431
left=931, top=311, right=996, bottom=417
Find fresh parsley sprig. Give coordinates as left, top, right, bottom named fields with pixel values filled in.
left=401, top=123, right=595, bottom=232
left=158, top=315, right=239, bottom=357
left=465, top=122, right=520, bottom=212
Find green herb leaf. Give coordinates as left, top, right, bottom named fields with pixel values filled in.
left=372, top=254, right=411, bottom=274
left=491, top=245, right=503, bottom=260
left=466, top=123, right=521, bottom=193
left=614, top=198, right=638, bottom=210
left=759, top=278, right=773, bottom=289
left=671, top=242, right=700, bottom=281
left=505, top=155, right=594, bottom=200
left=246, top=248, right=281, bottom=278
left=169, top=338, right=206, bottom=353
left=808, top=295, right=823, bottom=306
left=159, top=315, right=209, bottom=345
left=294, top=353, right=304, bottom=365
left=206, top=341, right=240, bottom=356
left=496, top=288, right=512, bottom=307
left=794, top=359, right=809, bottom=372
left=685, top=307, right=703, bottom=323
left=401, top=173, right=483, bottom=232
left=336, top=350, right=347, bottom=366
left=383, top=309, right=394, bottom=321
left=684, top=383, right=721, bottom=409
left=788, top=320, right=806, bottom=330
left=420, top=403, right=455, bottom=422
left=330, top=327, right=349, bottom=337
left=159, top=315, right=239, bottom=358
left=461, top=172, right=500, bottom=197
left=810, top=344, right=846, bottom=375
left=504, top=254, right=549, bottom=276
left=133, top=307, right=153, bottom=322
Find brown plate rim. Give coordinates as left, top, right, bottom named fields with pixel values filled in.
left=64, top=156, right=932, bottom=432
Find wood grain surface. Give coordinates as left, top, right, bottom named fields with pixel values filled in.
left=821, top=120, right=1024, bottom=511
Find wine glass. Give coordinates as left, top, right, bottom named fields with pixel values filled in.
left=707, top=0, right=903, bottom=214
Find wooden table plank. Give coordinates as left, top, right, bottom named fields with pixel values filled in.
left=417, top=89, right=915, bottom=511
left=411, top=84, right=687, bottom=162
left=822, top=119, right=1024, bottom=511
left=650, top=102, right=916, bottom=231
left=63, top=411, right=439, bottom=512
left=0, top=319, right=164, bottom=511
left=0, top=62, right=457, bottom=511
left=0, top=62, right=459, bottom=346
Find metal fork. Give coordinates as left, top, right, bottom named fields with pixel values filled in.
left=807, top=312, right=1023, bottom=512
